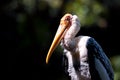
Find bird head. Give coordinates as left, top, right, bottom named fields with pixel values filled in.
left=46, top=13, right=77, bottom=64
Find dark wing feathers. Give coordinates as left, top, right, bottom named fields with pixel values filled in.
left=87, top=37, right=114, bottom=80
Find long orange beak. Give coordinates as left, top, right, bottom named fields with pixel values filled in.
left=46, top=13, right=72, bottom=64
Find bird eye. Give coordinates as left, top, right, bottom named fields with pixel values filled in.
left=65, top=16, right=71, bottom=21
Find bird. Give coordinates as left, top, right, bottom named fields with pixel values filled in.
left=46, top=13, right=114, bottom=80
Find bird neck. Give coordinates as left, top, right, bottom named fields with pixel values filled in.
left=61, top=21, right=80, bottom=51
left=64, top=20, right=80, bottom=39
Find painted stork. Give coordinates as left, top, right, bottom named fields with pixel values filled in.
left=46, top=13, right=114, bottom=80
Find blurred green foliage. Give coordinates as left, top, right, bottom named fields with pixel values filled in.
left=15, top=0, right=107, bottom=26
left=64, top=0, right=107, bottom=26
left=111, top=55, right=120, bottom=80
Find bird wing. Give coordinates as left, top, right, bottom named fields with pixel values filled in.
left=86, top=37, right=114, bottom=80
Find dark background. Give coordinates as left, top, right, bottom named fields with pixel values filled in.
left=2, top=0, right=120, bottom=80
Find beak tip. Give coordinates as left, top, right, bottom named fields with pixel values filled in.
left=46, top=60, right=48, bottom=64
left=46, top=56, right=49, bottom=64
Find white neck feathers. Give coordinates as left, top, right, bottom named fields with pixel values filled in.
left=64, top=15, right=80, bottom=39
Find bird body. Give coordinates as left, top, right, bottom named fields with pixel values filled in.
left=62, top=36, right=91, bottom=80
left=62, top=36, right=114, bottom=80
left=46, top=13, right=114, bottom=80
